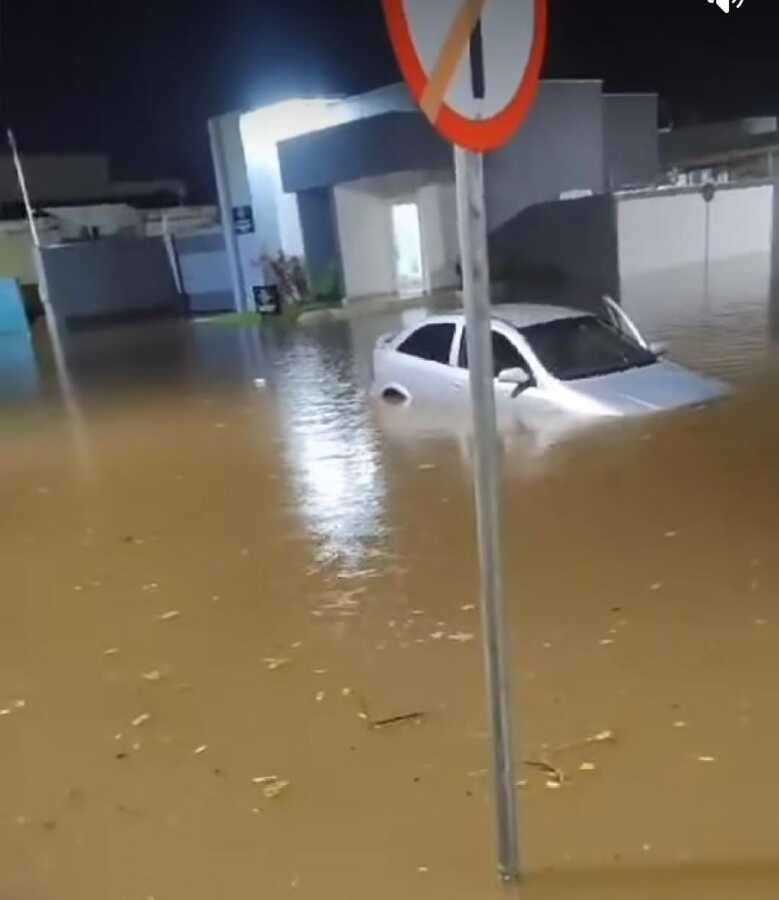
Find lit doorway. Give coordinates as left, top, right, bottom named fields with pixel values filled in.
left=391, top=202, right=424, bottom=297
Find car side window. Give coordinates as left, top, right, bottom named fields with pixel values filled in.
left=458, top=328, right=532, bottom=378
left=397, top=323, right=456, bottom=365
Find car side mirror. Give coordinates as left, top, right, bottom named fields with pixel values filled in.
left=497, top=367, right=533, bottom=394
left=649, top=340, right=669, bottom=358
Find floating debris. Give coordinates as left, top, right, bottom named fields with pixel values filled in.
left=290, top=641, right=303, bottom=649
left=543, top=642, right=553, bottom=649
left=754, top=618, right=768, bottom=627
left=13, top=700, right=25, bottom=710
left=264, top=658, right=291, bottom=672
left=417, top=464, right=436, bottom=471
left=313, top=668, right=328, bottom=676
left=341, top=688, right=353, bottom=697
left=588, top=730, right=615, bottom=744
left=417, top=866, right=430, bottom=873
left=131, top=714, right=151, bottom=728
left=411, top=610, right=425, bottom=616
left=315, top=691, right=326, bottom=703
left=0, top=708, right=11, bottom=717
left=104, top=648, right=120, bottom=657
left=430, top=632, right=445, bottom=641
left=599, top=639, right=615, bottom=646
left=254, top=378, right=268, bottom=388
left=142, top=670, right=162, bottom=682
left=142, top=583, right=160, bottom=592
left=262, top=779, right=290, bottom=799
left=665, top=531, right=678, bottom=539
left=697, top=755, right=716, bottom=763
left=159, top=610, right=181, bottom=622
left=673, top=721, right=688, bottom=729
left=461, top=604, right=476, bottom=612
left=579, top=762, right=597, bottom=772
left=525, top=759, right=565, bottom=787
left=468, top=769, right=488, bottom=778
left=650, top=582, right=664, bottom=592
left=642, top=843, right=652, bottom=853
left=194, top=745, right=208, bottom=756
left=516, top=779, right=528, bottom=788
left=448, top=632, right=475, bottom=643
left=252, top=775, right=279, bottom=785
left=545, top=780, right=562, bottom=790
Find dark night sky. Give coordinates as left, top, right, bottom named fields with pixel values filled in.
left=2, top=1, right=778, bottom=200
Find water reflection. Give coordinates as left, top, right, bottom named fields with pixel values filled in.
left=270, top=323, right=388, bottom=571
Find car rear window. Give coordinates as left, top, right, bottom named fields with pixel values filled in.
left=397, top=323, right=455, bottom=365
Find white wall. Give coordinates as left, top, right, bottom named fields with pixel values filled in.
left=617, top=184, right=774, bottom=376
left=418, top=181, right=458, bottom=291
left=334, top=184, right=395, bottom=299
left=618, top=185, right=772, bottom=278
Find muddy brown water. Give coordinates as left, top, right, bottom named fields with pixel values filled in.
left=4, top=290, right=779, bottom=899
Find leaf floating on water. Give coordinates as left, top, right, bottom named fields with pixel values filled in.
left=588, top=730, right=615, bottom=744
left=131, top=713, right=151, bottom=728
left=264, top=658, right=291, bottom=672
left=262, top=779, right=290, bottom=799
left=159, top=610, right=181, bottom=622
left=193, top=745, right=208, bottom=755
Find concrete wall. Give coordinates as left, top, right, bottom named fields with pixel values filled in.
left=173, top=230, right=233, bottom=313
left=297, top=188, right=342, bottom=291
left=618, top=184, right=773, bottom=277
left=334, top=183, right=395, bottom=299
left=418, top=181, right=459, bottom=292
left=485, top=80, right=605, bottom=231
left=489, top=194, right=620, bottom=311
left=42, top=237, right=180, bottom=323
left=617, top=183, right=774, bottom=375
left=0, top=154, right=110, bottom=204
left=604, top=94, right=659, bottom=190
left=278, top=112, right=453, bottom=194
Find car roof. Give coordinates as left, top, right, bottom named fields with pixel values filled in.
left=427, top=303, right=591, bottom=330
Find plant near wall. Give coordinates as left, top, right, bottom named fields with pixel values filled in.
left=258, top=250, right=308, bottom=305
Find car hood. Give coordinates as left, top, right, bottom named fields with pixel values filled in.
left=567, top=362, right=730, bottom=415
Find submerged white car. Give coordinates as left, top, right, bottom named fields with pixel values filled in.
left=373, top=299, right=729, bottom=421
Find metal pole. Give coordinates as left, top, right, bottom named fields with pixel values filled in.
left=7, top=129, right=90, bottom=467
left=454, top=145, right=519, bottom=882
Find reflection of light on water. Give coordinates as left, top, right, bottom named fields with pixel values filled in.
left=274, top=338, right=387, bottom=571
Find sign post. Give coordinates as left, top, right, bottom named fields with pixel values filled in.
left=383, top=0, right=548, bottom=883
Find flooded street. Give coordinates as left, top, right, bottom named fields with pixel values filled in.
left=5, top=287, right=779, bottom=900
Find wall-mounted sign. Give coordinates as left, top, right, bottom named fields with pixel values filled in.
left=253, top=284, right=281, bottom=315
left=232, top=205, right=255, bottom=235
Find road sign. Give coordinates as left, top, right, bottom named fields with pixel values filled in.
left=383, top=0, right=549, bottom=885
left=383, top=0, right=548, bottom=151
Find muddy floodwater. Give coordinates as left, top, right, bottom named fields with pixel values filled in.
left=5, top=285, right=779, bottom=899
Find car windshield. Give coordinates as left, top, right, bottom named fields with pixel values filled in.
left=520, top=316, right=656, bottom=381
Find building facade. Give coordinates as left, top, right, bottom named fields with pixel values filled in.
left=209, top=80, right=659, bottom=311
